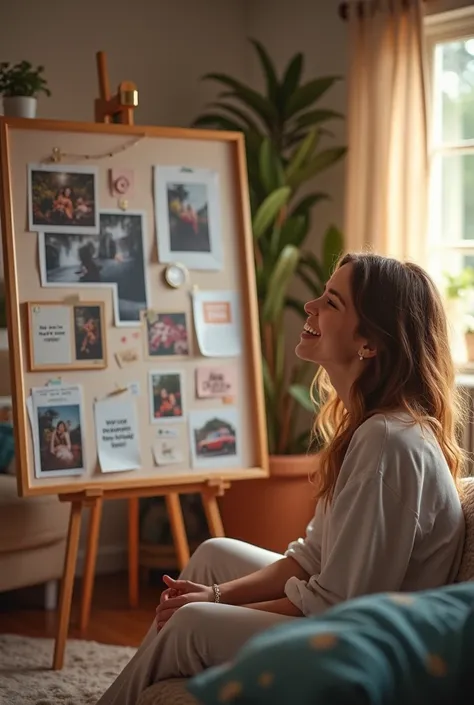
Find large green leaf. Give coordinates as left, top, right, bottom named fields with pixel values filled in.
left=299, top=251, right=326, bottom=289
left=274, top=326, right=286, bottom=397
left=286, top=76, right=341, bottom=118
left=259, top=139, right=285, bottom=194
left=295, top=109, right=344, bottom=129
left=192, top=114, right=245, bottom=132
left=287, top=147, right=347, bottom=189
left=280, top=215, right=309, bottom=249
left=252, top=186, right=291, bottom=239
left=207, top=101, right=263, bottom=133
left=288, top=383, right=315, bottom=413
left=285, top=128, right=319, bottom=183
left=322, top=224, right=344, bottom=279
left=250, top=38, right=279, bottom=103
left=298, top=267, right=324, bottom=298
left=202, top=73, right=277, bottom=126
left=285, top=296, right=307, bottom=319
left=261, top=357, right=277, bottom=453
left=263, top=245, right=300, bottom=322
left=291, top=193, right=329, bottom=218
left=279, top=52, right=304, bottom=109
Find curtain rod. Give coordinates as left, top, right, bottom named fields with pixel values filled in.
left=338, top=0, right=427, bottom=21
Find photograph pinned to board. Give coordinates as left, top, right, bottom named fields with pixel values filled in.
left=27, top=384, right=86, bottom=478
left=142, top=310, right=190, bottom=358
left=153, top=437, right=185, bottom=466
left=195, top=364, right=238, bottom=399
left=149, top=370, right=185, bottom=423
left=28, top=163, right=99, bottom=234
left=188, top=407, right=241, bottom=470
left=94, top=395, right=141, bottom=473
left=27, top=301, right=106, bottom=370
left=191, top=289, right=241, bottom=357
left=73, top=303, right=106, bottom=364
left=38, top=209, right=149, bottom=325
left=154, top=166, right=223, bottom=270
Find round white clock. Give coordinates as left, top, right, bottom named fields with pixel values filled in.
left=164, top=262, right=188, bottom=289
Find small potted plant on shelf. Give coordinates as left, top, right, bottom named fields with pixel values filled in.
left=0, top=61, right=51, bottom=118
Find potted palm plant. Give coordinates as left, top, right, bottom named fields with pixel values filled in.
left=193, top=40, right=345, bottom=551
left=0, top=61, right=51, bottom=118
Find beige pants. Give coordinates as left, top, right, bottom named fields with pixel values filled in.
left=97, top=537, right=295, bottom=705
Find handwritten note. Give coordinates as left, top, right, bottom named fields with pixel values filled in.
left=94, top=397, right=141, bottom=473
left=31, top=305, right=72, bottom=366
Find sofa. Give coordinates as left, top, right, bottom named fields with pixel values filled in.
left=0, top=472, right=70, bottom=605
left=137, top=477, right=474, bottom=705
left=0, top=343, right=70, bottom=605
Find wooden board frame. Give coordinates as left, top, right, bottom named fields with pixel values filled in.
left=0, top=117, right=269, bottom=498
left=26, top=300, right=107, bottom=371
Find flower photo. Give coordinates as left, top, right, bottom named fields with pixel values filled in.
left=144, top=311, right=190, bottom=358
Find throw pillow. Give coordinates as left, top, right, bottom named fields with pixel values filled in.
left=188, top=582, right=474, bottom=705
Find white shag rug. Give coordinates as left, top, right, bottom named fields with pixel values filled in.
left=0, top=634, right=137, bottom=704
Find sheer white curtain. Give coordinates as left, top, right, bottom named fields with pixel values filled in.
left=343, top=0, right=429, bottom=262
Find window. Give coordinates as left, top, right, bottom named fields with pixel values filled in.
left=426, top=8, right=474, bottom=363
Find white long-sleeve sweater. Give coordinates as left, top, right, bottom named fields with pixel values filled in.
left=284, top=413, right=465, bottom=616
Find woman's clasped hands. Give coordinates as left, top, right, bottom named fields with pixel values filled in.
left=155, top=574, right=214, bottom=632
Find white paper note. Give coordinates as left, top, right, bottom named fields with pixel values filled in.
left=94, top=396, right=141, bottom=473
left=192, top=290, right=241, bottom=357
left=31, top=304, right=72, bottom=366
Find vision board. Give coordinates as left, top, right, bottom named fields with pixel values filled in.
left=0, top=117, right=268, bottom=497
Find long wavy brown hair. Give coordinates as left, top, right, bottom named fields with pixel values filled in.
left=311, top=252, right=467, bottom=505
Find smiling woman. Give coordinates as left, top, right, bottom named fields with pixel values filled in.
left=96, top=252, right=467, bottom=705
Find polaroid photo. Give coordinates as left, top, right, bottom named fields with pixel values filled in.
left=143, top=310, right=190, bottom=359
left=30, top=384, right=86, bottom=478
left=28, top=163, right=99, bottom=234
left=149, top=370, right=185, bottom=424
left=154, top=166, right=223, bottom=271
left=188, top=407, right=241, bottom=470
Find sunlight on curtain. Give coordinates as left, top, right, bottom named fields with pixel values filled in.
left=343, top=0, right=429, bottom=262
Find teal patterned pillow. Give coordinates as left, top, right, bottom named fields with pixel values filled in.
left=188, top=582, right=474, bottom=705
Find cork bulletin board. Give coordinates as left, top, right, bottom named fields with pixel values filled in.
left=0, top=117, right=268, bottom=497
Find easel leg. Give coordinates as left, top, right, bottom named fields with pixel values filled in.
left=128, top=497, right=139, bottom=608
left=53, top=501, right=82, bottom=670
left=165, top=493, right=190, bottom=571
left=202, top=490, right=225, bottom=537
left=79, top=497, right=103, bottom=634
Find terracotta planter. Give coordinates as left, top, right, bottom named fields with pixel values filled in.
left=218, top=454, right=317, bottom=554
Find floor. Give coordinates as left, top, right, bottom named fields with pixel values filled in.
left=0, top=572, right=163, bottom=647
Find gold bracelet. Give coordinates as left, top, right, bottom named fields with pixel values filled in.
left=212, top=583, right=221, bottom=603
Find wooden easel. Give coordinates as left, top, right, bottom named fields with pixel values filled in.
left=54, top=479, right=229, bottom=670
left=94, top=51, right=138, bottom=125
left=50, top=51, right=231, bottom=670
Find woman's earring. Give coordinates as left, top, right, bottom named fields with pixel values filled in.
left=358, top=352, right=364, bottom=361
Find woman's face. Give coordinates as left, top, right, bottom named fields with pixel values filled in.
left=296, top=263, right=370, bottom=371
left=57, top=422, right=65, bottom=433
left=64, top=187, right=71, bottom=197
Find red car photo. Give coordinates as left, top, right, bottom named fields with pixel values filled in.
left=196, top=426, right=236, bottom=455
